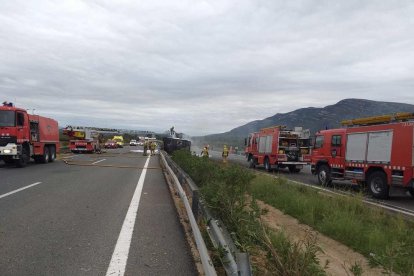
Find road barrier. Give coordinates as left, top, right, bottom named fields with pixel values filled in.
left=160, top=152, right=217, bottom=276
left=161, top=152, right=252, bottom=276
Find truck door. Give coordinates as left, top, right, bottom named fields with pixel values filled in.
left=331, top=134, right=343, bottom=159
left=16, top=111, right=28, bottom=141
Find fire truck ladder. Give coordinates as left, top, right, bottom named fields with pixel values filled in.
left=341, top=112, right=414, bottom=126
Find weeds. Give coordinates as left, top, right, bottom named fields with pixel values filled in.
left=249, top=174, right=414, bottom=275
left=172, top=150, right=325, bottom=275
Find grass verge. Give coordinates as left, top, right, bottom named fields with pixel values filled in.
left=172, top=150, right=326, bottom=275
left=250, top=174, right=414, bottom=275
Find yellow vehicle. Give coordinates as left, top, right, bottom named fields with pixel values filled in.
left=112, top=135, right=124, bottom=148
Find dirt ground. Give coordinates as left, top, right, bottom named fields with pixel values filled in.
left=257, top=200, right=385, bottom=276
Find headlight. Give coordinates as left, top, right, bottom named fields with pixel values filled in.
left=3, top=149, right=11, bottom=154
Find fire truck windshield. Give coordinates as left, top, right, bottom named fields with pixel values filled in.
left=0, top=110, right=15, bottom=127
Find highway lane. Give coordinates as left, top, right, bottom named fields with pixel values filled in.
left=0, top=146, right=196, bottom=276
left=193, top=146, right=414, bottom=212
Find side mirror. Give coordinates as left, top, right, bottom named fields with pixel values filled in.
left=331, top=149, right=337, bottom=158
left=244, top=138, right=247, bottom=146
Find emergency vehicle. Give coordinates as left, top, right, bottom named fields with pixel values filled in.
left=63, top=126, right=118, bottom=153
left=311, top=113, right=414, bottom=199
left=112, top=135, right=124, bottom=148
left=0, top=101, right=59, bottom=167
left=246, top=126, right=312, bottom=173
left=245, top=132, right=259, bottom=164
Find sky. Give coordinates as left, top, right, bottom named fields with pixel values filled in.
left=1, top=0, right=413, bottom=136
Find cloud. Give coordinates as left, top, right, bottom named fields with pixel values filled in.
left=0, top=0, right=414, bottom=135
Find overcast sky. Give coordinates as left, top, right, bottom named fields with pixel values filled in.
left=1, top=0, right=413, bottom=135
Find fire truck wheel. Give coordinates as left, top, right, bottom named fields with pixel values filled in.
left=48, top=146, right=56, bottom=162
left=368, top=171, right=389, bottom=199
left=15, top=147, right=29, bottom=168
left=317, top=165, right=331, bottom=186
left=40, top=146, right=50, bottom=164
left=264, top=158, right=272, bottom=172
left=249, top=158, right=256, bottom=168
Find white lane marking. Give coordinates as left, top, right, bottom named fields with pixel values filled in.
left=92, top=159, right=106, bottom=165
left=129, top=150, right=143, bottom=153
left=0, top=182, right=42, bottom=199
left=106, top=156, right=151, bottom=276
left=62, top=155, right=76, bottom=159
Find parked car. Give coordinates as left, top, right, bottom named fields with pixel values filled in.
left=104, top=140, right=118, bottom=149
left=130, top=139, right=137, bottom=146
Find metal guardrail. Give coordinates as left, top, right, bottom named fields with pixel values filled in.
left=160, top=152, right=217, bottom=276
left=161, top=152, right=253, bottom=276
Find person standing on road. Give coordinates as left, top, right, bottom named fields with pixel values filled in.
left=222, top=145, right=229, bottom=163
left=150, top=142, right=156, bottom=155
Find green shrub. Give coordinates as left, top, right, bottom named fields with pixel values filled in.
left=172, top=150, right=325, bottom=275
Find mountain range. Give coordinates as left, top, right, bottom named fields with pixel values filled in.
left=192, top=99, right=414, bottom=148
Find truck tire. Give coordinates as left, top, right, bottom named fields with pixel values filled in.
left=48, top=146, right=56, bottom=162
left=317, top=165, right=331, bottom=186
left=368, top=171, right=389, bottom=199
left=264, top=158, right=272, bottom=172
left=15, top=147, right=29, bottom=168
left=40, top=146, right=49, bottom=164
left=288, top=165, right=301, bottom=173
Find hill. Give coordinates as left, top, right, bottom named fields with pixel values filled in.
left=192, top=99, right=414, bottom=149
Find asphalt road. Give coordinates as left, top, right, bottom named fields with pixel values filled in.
left=0, top=146, right=196, bottom=276
left=193, top=146, right=414, bottom=212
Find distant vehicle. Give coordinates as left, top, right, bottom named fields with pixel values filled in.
left=245, top=132, right=259, bottom=160
left=163, top=137, right=191, bottom=154
left=63, top=126, right=118, bottom=153
left=311, top=112, right=414, bottom=199
left=129, top=139, right=137, bottom=146
left=245, top=126, right=312, bottom=173
left=112, top=135, right=124, bottom=148
left=0, top=101, right=59, bottom=167
left=104, top=140, right=118, bottom=149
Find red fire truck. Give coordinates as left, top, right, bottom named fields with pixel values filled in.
left=246, top=126, right=312, bottom=173
left=245, top=132, right=259, bottom=166
left=63, top=126, right=119, bottom=153
left=0, top=101, right=59, bottom=167
left=311, top=113, right=414, bottom=199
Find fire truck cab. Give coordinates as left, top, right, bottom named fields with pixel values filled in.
left=245, top=132, right=259, bottom=167
left=0, top=101, right=59, bottom=167
left=311, top=113, right=414, bottom=199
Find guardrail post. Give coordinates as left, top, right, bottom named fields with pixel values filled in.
left=236, top=253, right=252, bottom=276
left=192, top=189, right=199, bottom=222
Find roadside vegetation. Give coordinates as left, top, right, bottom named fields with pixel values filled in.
left=172, top=149, right=414, bottom=275
left=172, top=150, right=325, bottom=275
left=250, top=175, right=414, bottom=275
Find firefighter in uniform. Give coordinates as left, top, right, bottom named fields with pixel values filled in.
left=222, top=145, right=229, bottom=163
left=150, top=141, right=156, bottom=155
left=201, top=146, right=209, bottom=158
